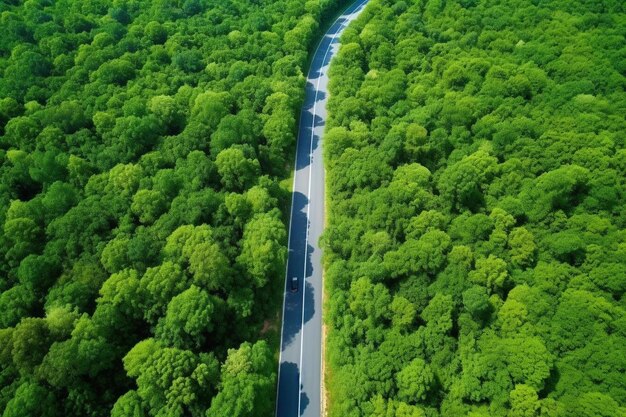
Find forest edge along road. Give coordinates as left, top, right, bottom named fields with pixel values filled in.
left=274, top=0, right=369, bottom=416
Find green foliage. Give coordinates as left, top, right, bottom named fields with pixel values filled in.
left=324, top=0, right=626, bottom=415
left=155, top=285, right=216, bottom=349
left=0, top=0, right=354, bottom=414
left=215, top=147, right=261, bottom=192
left=396, top=358, right=434, bottom=404
left=2, top=382, right=60, bottom=417
left=206, top=341, right=276, bottom=417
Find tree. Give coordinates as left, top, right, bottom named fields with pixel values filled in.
left=11, top=318, right=51, bottom=376
left=41, top=182, right=78, bottom=219
left=328, top=147, right=393, bottom=194
left=236, top=212, right=286, bottom=288
left=544, top=231, right=587, bottom=266
left=2, top=382, right=60, bottom=417
left=396, top=358, right=434, bottom=404
left=17, top=254, right=59, bottom=294
left=100, top=235, right=131, bottom=273
left=149, top=95, right=185, bottom=134
left=206, top=341, right=275, bottom=417
left=173, top=49, right=204, bottom=73
left=96, top=269, right=143, bottom=323
left=0, top=285, right=37, bottom=328
left=437, top=150, right=498, bottom=211
left=215, top=147, right=261, bottom=192
left=390, top=296, right=416, bottom=331
left=156, top=286, right=216, bottom=349
left=37, top=316, right=119, bottom=389
left=469, top=255, right=509, bottom=293
left=349, top=277, right=392, bottom=323
left=94, top=58, right=135, bottom=85
left=569, top=392, right=626, bottom=417
left=520, top=165, right=589, bottom=222
left=508, top=384, right=540, bottom=417
left=144, top=21, right=167, bottom=44
left=3, top=217, right=42, bottom=268
left=502, top=337, right=552, bottom=390
left=384, top=230, right=451, bottom=278
left=111, top=391, right=147, bottom=417
left=191, top=91, right=231, bottom=133
left=508, top=227, right=536, bottom=268
left=369, top=395, right=427, bottom=417
left=128, top=343, right=219, bottom=417
left=463, top=286, right=491, bottom=321
left=322, top=0, right=626, bottom=415
left=210, top=110, right=262, bottom=156
left=139, top=262, right=190, bottom=324
left=181, top=226, right=232, bottom=291
left=131, top=189, right=168, bottom=225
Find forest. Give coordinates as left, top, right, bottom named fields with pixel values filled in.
left=0, top=0, right=351, bottom=415
left=323, top=0, right=626, bottom=416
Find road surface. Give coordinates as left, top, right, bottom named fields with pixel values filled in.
left=275, top=0, right=369, bottom=416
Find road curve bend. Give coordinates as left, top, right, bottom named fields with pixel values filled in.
left=275, top=1, right=369, bottom=416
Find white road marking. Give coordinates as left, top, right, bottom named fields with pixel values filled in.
left=297, top=1, right=368, bottom=414
left=275, top=1, right=369, bottom=416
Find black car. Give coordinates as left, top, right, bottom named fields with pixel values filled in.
left=290, top=276, right=298, bottom=292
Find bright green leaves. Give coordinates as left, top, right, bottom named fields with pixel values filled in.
left=437, top=150, right=498, bottom=212
left=124, top=338, right=160, bottom=379
left=93, top=58, right=135, bottom=85
left=384, top=230, right=451, bottom=279
left=139, top=263, right=188, bottom=323
left=144, top=21, right=167, bottom=44
left=549, top=289, right=618, bottom=353
left=458, top=333, right=552, bottom=406
left=11, top=318, right=52, bottom=376
left=148, top=95, right=185, bottom=134
left=215, top=148, right=261, bottom=192
left=570, top=392, right=626, bottom=417
left=463, top=286, right=492, bottom=321
left=123, top=340, right=219, bottom=417
left=182, top=227, right=231, bottom=291
left=191, top=91, right=231, bottom=134
left=508, top=384, right=540, bottom=417
left=368, top=396, right=427, bottom=417
left=3, top=217, right=42, bottom=268
left=131, top=189, right=168, bottom=225
left=329, top=147, right=394, bottom=195
left=324, top=0, right=626, bottom=415
left=390, top=296, right=416, bottom=330
left=519, top=165, right=590, bottom=222
left=2, top=382, right=60, bottom=417
left=396, top=358, right=435, bottom=404
left=155, top=286, right=216, bottom=350
left=283, top=14, right=318, bottom=53
left=503, top=337, right=552, bottom=390
left=469, top=255, right=509, bottom=293
left=0, top=0, right=350, bottom=415
left=206, top=341, right=276, bottom=417
left=507, top=227, right=536, bottom=268
left=236, top=212, right=287, bottom=289
left=162, top=225, right=232, bottom=292
left=111, top=391, right=146, bottom=417
left=97, top=269, right=143, bottom=320
left=349, top=277, right=391, bottom=323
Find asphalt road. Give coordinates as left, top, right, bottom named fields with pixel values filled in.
left=275, top=1, right=369, bottom=416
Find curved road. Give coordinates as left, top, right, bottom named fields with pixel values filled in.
left=275, top=1, right=369, bottom=416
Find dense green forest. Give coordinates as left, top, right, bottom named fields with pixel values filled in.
left=324, top=0, right=626, bottom=416
left=0, top=0, right=350, bottom=415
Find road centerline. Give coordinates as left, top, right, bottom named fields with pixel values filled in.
left=297, top=15, right=344, bottom=416
left=275, top=1, right=369, bottom=416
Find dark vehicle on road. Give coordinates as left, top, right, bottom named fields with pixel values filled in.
left=291, top=276, right=298, bottom=292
